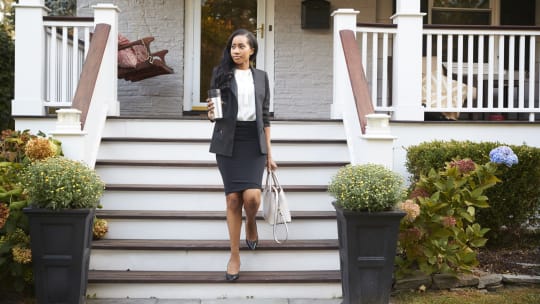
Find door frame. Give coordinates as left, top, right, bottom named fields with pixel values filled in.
left=183, top=0, right=275, bottom=112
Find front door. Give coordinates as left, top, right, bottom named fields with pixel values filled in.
left=184, top=0, right=274, bottom=112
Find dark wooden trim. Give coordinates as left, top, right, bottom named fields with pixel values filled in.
left=71, top=23, right=110, bottom=129
left=92, top=239, right=339, bottom=251
left=95, top=210, right=336, bottom=220
left=423, top=24, right=540, bottom=31
left=100, top=137, right=346, bottom=144
left=43, top=16, right=95, bottom=22
left=88, top=270, right=341, bottom=284
left=104, top=184, right=328, bottom=192
left=105, top=116, right=344, bottom=123
left=339, top=30, right=375, bottom=134
left=356, top=22, right=397, bottom=28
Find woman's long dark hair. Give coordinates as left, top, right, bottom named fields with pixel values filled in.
left=213, top=29, right=258, bottom=89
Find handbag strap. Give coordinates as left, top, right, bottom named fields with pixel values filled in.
left=271, top=184, right=289, bottom=244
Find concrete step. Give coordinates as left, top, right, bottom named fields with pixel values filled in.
left=96, top=139, right=349, bottom=162
left=90, top=239, right=339, bottom=271
left=87, top=270, right=342, bottom=299
left=95, top=161, right=345, bottom=186
left=99, top=189, right=336, bottom=212
left=102, top=118, right=346, bottom=141
left=95, top=210, right=337, bottom=240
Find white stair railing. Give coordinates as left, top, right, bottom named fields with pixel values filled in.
left=43, top=17, right=94, bottom=108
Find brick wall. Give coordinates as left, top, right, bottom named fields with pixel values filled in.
left=272, top=0, right=375, bottom=119
left=78, top=0, right=184, bottom=117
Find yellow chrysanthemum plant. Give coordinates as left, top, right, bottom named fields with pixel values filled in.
left=328, top=163, right=407, bottom=212
left=21, top=157, right=105, bottom=210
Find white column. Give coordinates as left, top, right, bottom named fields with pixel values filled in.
left=331, top=9, right=359, bottom=119
left=50, top=109, right=87, bottom=164
left=92, top=3, right=120, bottom=116
left=11, top=0, right=48, bottom=116
left=390, top=0, right=425, bottom=121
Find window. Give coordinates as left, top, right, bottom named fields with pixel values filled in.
left=424, top=0, right=495, bottom=25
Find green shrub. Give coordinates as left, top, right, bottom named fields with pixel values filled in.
left=0, top=130, right=64, bottom=292
left=328, top=164, right=406, bottom=212
left=406, top=140, right=540, bottom=245
left=396, top=158, right=503, bottom=278
left=21, top=156, right=104, bottom=210
left=0, top=130, right=36, bottom=292
left=0, top=25, right=14, bottom=131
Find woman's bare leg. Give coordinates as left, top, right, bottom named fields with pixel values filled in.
left=226, top=192, right=243, bottom=274
left=243, top=189, right=261, bottom=242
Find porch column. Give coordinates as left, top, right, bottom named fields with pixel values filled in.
left=11, top=0, right=48, bottom=116
left=92, top=3, right=120, bottom=116
left=390, top=0, right=425, bottom=121
left=331, top=9, right=359, bottom=119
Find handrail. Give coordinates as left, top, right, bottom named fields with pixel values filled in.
left=339, top=30, right=374, bottom=134
left=71, top=23, right=110, bottom=129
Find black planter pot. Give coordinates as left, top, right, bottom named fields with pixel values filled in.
left=333, top=203, right=405, bottom=304
left=24, top=207, right=95, bottom=304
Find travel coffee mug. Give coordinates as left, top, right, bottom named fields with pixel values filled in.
left=208, top=89, right=223, bottom=120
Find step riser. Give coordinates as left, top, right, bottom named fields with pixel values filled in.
left=97, top=142, right=349, bottom=162
left=100, top=191, right=336, bottom=211
left=103, top=219, right=337, bottom=240
left=87, top=283, right=343, bottom=299
left=103, top=119, right=346, bottom=141
left=96, top=166, right=341, bottom=186
left=90, top=250, right=339, bottom=271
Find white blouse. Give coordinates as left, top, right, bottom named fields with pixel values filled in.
left=234, top=69, right=256, bottom=121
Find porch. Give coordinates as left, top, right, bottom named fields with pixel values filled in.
left=331, top=6, right=540, bottom=123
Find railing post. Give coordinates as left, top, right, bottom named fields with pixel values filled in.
left=331, top=8, right=359, bottom=119
left=92, top=3, right=120, bottom=116
left=11, top=0, right=48, bottom=116
left=390, top=0, right=425, bottom=121
left=361, top=114, right=396, bottom=169
left=50, top=109, right=87, bottom=164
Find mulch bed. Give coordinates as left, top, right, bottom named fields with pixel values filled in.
left=477, top=247, right=540, bottom=276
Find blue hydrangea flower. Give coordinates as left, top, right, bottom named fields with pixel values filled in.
left=489, top=146, right=519, bottom=167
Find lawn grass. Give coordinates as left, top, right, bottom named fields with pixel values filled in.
left=392, top=286, right=540, bottom=304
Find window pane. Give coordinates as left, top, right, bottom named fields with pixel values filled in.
left=200, top=0, right=257, bottom=103
left=432, top=10, right=491, bottom=25
left=433, top=0, right=489, bottom=9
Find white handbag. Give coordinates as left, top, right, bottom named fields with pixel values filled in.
left=262, top=171, right=291, bottom=243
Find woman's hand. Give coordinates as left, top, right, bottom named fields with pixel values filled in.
left=207, top=98, right=215, bottom=121
left=266, top=156, right=278, bottom=172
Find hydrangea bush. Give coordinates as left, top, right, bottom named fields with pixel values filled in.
left=328, top=164, right=406, bottom=212
left=396, top=147, right=518, bottom=278
left=405, top=140, right=539, bottom=245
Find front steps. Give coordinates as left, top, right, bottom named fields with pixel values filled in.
left=87, top=118, right=348, bottom=299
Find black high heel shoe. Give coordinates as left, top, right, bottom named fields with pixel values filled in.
left=246, top=238, right=259, bottom=250
left=225, top=272, right=239, bottom=281
left=225, top=261, right=240, bottom=281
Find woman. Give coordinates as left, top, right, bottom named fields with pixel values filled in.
left=207, top=29, right=277, bottom=282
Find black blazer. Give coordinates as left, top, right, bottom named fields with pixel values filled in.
left=209, top=67, right=271, bottom=157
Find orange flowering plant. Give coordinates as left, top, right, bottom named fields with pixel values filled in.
left=0, top=129, right=61, bottom=292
